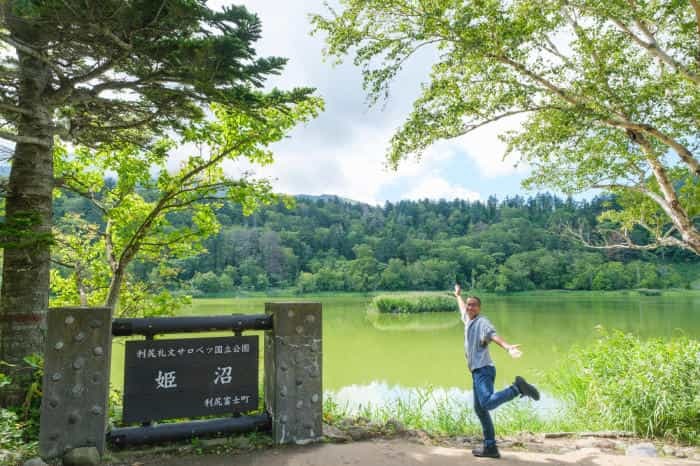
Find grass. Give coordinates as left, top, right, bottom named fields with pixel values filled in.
left=370, top=294, right=456, bottom=314
left=323, top=386, right=588, bottom=437
left=547, top=329, right=700, bottom=445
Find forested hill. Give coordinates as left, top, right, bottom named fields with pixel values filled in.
left=57, top=193, right=700, bottom=294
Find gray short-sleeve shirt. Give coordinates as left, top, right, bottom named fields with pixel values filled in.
left=463, top=314, right=497, bottom=371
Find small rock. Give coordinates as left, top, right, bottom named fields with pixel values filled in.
left=626, top=442, right=657, bottom=457
left=593, top=439, right=616, bottom=449
left=337, top=417, right=355, bottom=429
left=294, top=438, right=319, bottom=446
left=517, top=432, right=542, bottom=444
left=226, top=436, right=252, bottom=450
left=454, top=436, right=474, bottom=444
left=23, top=458, right=47, bottom=466
left=662, top=445, right=675, bottom=456
left=63, top=446, right=101, bottom=466
left=0, top=450, right=19, bottom=463
left=200, top=438, right=228, bottom=448
left=323, top=423, right=351, bottom=442
left=407, top=429, right=431, bottom=444
left=384, top=418, right=405, bottom=433
left=613, top=440, right=627, bottom=450
left=346, top=425, right=373, bottom=441
left=368, top=421, right=383, bottom=431
left=575, top=438, right=598, bottom=449
left=674, top=448, right=688, bottom=459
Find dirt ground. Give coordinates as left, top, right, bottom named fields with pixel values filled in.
left=113, top=438, right=700, bottom=466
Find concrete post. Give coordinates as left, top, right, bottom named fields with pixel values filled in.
left=264, top=302, right=322, bottom=445
left=39, top=307, right=112, bottom=460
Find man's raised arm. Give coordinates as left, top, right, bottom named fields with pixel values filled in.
left=454, top=284, right=467, bottom=321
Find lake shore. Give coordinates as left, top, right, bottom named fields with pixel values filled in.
left=191, top=288, right=700, bottom=299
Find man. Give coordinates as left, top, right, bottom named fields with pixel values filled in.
left=454, top=284, right=540, bottom=459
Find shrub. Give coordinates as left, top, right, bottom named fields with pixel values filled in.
left=548, top=329, right=700, bottom=443
left=0, top=356, right=42, bottom=459
left=371, top=295, right=456, bottom=313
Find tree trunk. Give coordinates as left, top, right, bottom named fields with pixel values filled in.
left=105, top=266, right=126, bottom=312
left=0, top=42, right=54, bottom=406
left=640, top=136, right=700, bottom=255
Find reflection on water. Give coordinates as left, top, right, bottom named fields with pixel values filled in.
left=326, top=380, right=563, bottom=419
left=366, top=310, right=462, bottom=332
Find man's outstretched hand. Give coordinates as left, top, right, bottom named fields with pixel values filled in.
left=506, top=344, right=523, bottom=358
left=454, top=284, right=461, bottom=297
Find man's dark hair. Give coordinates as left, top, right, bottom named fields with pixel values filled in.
left=467, top=295, right=481, bottom=306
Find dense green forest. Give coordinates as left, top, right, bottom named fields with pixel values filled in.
left=54, top=192, right=699, bottom=295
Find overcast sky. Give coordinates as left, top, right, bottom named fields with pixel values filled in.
left=210, top=0, right=531, bottom=205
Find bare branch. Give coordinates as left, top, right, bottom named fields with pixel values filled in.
left=0, top=33, right=66, bottom=81
left=0, top=130, right=51, bottom=147
left=0, top=102, right=32, bottom=116
left=50, top=258, right=75, bottom=269
left=89, top=24, right=132, bottom=51
left=565, top=224, right=688, bottom=251
left=457, top=107, right=552, bottom=136
left=68, top=58, right=118, bottom=86
left=54, top=177, right=108, bottom=215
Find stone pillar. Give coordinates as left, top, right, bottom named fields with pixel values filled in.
left=264, top=302, right=322, bottom=445
left=39, top=307, right=112, bottom=460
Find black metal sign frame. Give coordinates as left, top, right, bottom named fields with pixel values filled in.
left=123, top=336, right=259, bottom=423
left=108, top=314, right=273, bottom=447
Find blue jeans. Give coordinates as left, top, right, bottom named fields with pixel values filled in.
left=471, top=365, right=519, bottom=447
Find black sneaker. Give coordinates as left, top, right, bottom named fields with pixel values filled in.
left=472, top=445, right=501, bottom=458
left=514, top=376, right=540, bottom=401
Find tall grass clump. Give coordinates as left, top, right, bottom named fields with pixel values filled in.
left=323, top=385, right=581, bottom=437
left=371, top=294, right=456, bottom=314
left=548, top=329, right=700, bottom=444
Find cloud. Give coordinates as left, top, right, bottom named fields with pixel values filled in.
left=203, top=0, right=529, bottom=203
left=402, top=175, right=481, bottom=201
left=459, top=115, right=530, bottom=178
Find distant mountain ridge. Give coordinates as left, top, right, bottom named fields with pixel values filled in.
left=295, top=194, right=362, bottom=205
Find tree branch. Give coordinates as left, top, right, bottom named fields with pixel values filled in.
left=54, top=176, right=108, bottom=215
left=457, top=107, right=551, bottom=136
left=565, top=224, right=688, bottom=251
left=0, top=33, right=66, bottom=81
left=609, top=18, right=700, bottom=86
left=0, top=130, right=51, bottom=147
left=498, top=55, right=700, bottom=176
left=0, top=102, right=32, bottom=116
left=141, top=231, right=201, bottom=248
left=50, top=257, right=75, bottom=269
left=690, top=0, right=700, bottom=49
left=104, top=219, right=118, bottom=273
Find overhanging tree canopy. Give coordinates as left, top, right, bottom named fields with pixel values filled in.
left=312, top=0, right=700, bottom=254
left=0, top=0, right=315, bottom=404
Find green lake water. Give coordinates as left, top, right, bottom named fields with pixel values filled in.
left=111, top=293, right=700, bottom=412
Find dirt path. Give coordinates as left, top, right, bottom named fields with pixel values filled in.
left=126, top=439, right=700, bottom=466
